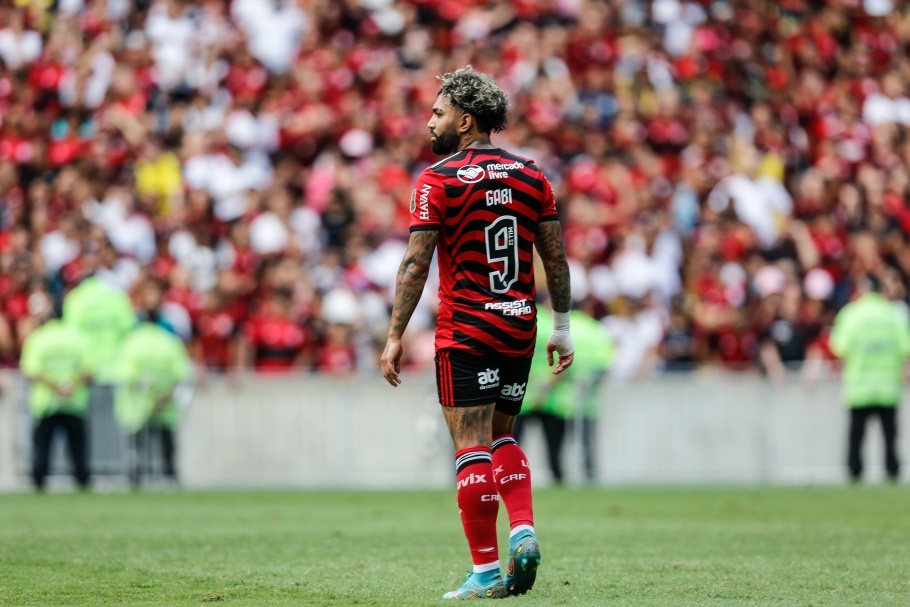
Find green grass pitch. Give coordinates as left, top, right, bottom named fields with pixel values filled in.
left=1, top=486, right=908, bottom=606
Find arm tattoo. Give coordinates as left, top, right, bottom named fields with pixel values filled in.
left=535, top=220, right=572, bottom=313
left=388, top=230, right=440, bottom=338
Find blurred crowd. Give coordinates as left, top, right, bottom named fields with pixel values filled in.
left=2, top=0, right=910, bottom=379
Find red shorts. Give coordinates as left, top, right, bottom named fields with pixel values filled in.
left=435, top=349, right=533, bottom=415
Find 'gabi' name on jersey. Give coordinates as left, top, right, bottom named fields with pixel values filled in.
left=485, top=187, right=512, bottom=206
left=484, top=299, right=532, bottom=316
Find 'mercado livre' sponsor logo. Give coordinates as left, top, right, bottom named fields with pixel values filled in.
left=487, top=162, right=524, bottom=179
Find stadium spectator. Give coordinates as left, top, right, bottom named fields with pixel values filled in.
left=314, top=287, right=360, bottom=375
left=0, top=11, right=42, bottom=71
left=659, top=299, right=698, bottom=371
left=190, top=285, right=241, bottom=376
left=133, top=275, right=191, bottom=339
left=830, top=274, right=910, bottom=483
left=758, top=279, right=812, bottom=383
left=603, top=293, right=665, bottom=379
left=0, top=0, right=909, bottom=382
left=379, top=66, right=573, bottom=600
left=237, top=285, right=312, bottom=373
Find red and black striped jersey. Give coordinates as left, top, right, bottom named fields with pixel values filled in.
left=409, top=148, right=559, bottom=357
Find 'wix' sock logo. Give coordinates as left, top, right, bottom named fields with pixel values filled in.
left=458, top=473, right=488, bottom=488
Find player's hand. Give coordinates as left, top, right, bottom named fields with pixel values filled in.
left=380, top=338, right=404, bottom=387
left=546, top=333, right=574, bottom=375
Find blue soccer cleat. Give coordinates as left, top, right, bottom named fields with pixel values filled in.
left=442, top=570, right=508, bottom=599
left=505, top=530, right=540, bottom=596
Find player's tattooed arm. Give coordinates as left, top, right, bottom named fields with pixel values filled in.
left=380, top=229, right=439, bottom=387
left=388, top=229, right=440, bottom=339
left=535, top=220, right=572, bottom=313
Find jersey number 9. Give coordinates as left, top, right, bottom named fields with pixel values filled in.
left=484, top=216, right=519, bottom=294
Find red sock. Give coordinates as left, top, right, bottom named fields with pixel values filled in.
left=491, top=434, right=533, bottom=530
left=455, top=447, right=500, bottom=568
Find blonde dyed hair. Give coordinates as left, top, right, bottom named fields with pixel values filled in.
left=437, top=66, right=509, bottom=133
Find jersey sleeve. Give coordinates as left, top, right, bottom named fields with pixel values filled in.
left=409, top=170, right=445, bottom=231
left=539, top=174, right=559, bottom=222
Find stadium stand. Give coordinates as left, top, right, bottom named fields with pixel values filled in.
left=2, top=0, right=910, bottom=377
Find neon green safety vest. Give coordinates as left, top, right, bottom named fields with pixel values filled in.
left=524, top=309, right=614, bottom=419
left=62, top=277, right=137, bottom=382
left=115, top=323, right=192, bottom=432
left=830, top=293, right=910, bottom=407
left=20, top=320, right=94, bottom=418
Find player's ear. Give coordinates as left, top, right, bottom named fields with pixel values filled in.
left=458, top=111, right=475, bottom=134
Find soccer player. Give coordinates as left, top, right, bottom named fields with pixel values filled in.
left=380, top=66, right=574, bottom=599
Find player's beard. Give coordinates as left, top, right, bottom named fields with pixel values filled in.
left=431, top=125, right=459, bottom=155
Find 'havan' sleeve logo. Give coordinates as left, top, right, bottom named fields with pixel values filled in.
left=419, top=184, right=432, bottom=220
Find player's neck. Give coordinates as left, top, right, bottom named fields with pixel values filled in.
left=459, top=134, right=495, bottom=151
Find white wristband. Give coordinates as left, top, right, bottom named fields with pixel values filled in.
left=547, top=310, right=574, bottom=357
left=552, top=310, right=570, bottom=334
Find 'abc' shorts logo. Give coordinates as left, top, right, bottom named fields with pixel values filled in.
left=500, top=382, right=526, bottom=399
left=457, top=165, right=486, bottom=183
left=477, top=368, right=500, bottom=386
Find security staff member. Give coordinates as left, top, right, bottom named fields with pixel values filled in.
left=115, top=322, right=192, bottom=487
left=63, top=276, right=137, bottom=418
left=20, top=317, right=94, bottom=491
left=831, top=275, right=910, bottom=482
left=516, top=308, right=613, bottom=484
